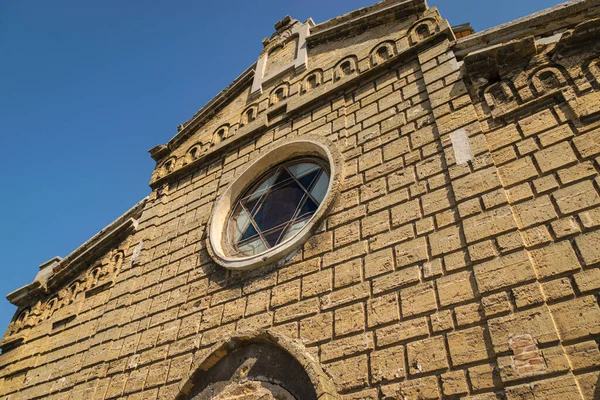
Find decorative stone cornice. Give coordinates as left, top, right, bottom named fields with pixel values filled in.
left=307, top=0, right=426, bottom=46
left=454, top=0, right=600, bottom=58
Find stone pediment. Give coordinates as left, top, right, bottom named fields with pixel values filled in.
left=147, top=0, right=433, bottom=188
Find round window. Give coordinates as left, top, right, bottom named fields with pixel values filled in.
left=207, top=136, right=342, bottom=270
left=227, top=159, right=330, bottom=256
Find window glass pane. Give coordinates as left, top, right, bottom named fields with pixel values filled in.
left=297, top=197, right=318, bottom=219
left=247, top=173, right=278, bottom=202
left=297, top=170, right=320, bottom=191
left=282, top=219, right=309, bottom=241
left=233, top=208, right=250, bottom=241
left=237, top=237, right=266, bottom=255
left=252, top=181, right=306, bottom=232
left=310, top=172, right=329, bottom=204
left=240, top=223, right=259, bottom=242
left=228, top=158, right=330, bottom=255
left=288, top=162, right=319, bottom=178
left=262, top=226, right=287, bottom=247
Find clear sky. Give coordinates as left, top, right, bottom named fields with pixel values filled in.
left=0, top=0, right=564, bottom=333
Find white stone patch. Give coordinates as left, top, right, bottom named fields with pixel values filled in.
left=450, top=128, right=473, bottom=165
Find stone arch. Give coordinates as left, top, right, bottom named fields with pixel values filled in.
left=300, top=69, right=323, bottom=94
left=161, top=156, right=177, bottom=177
left=174, top=330, right=339, bottom=400
left=184, top=143, right=203, bottom=165
left=369, top=41, right=396, bottom=67
left=529, top=65, right=569, bottom=96
left=583, top=57, right=600, bottom=87
left=482, top=80, right=516, bottom=110
left=269, top=83, right=289, bottom=106
left=241, top=105, right=258, bottom=126
left=211, top=124, right=230, bottom=147
left=333, top=56, right=358, bottom=82
left=408, top=17, right=438, bottom=45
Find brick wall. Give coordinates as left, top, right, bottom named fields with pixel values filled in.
left=2, top=1, right=600, bottom=399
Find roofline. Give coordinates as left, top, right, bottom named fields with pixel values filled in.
left=454, top=0, right=600, bottom=57
left=6, top=197, right=148, bottom=306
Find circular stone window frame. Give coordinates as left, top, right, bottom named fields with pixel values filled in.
left=207, top=135, right=344, bottom=270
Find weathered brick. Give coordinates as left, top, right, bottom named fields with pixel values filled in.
left=325, top=355, right=369, bottom=391
left=367, top=293, right=399, bottom=327
left=441, top=370, right=469, bottom=397
left=364, top=247, right=394, bottom=278
left=512, top=195, right=557, bottom=228
left=274, top=298, right=319, bottom=324
left=400, top=282, right=437, bottom=317
left=299, top=312, right=332, bottom=344
left=552, top=180, right=600, bottom=215
left=447, top=326, right=493, bottom=366
left=370, top=345, right=406, bottom=382
left=375, top=317, right=429, bottom=347
left=429, top=225, right=462, bottom=256
left=321, top=332, right=373, bottom=362
left=334, top=302, right=365, bottom=336
left=436, top=271, right=476, bottom=307
left=394, top=237, right=428, bottom=268
left=473, top=251, right=536, bottom=293
left=550, top=295, right=600, bottom=341
left=534, top=141, right=577, bottom=173
left=463, top=206, right=517, bottom=243
left=488, top=307, right=559, bottom=352
left=407, top=336, right=448, bottom=374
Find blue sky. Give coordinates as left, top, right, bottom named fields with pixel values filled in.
left=0, top=0, right=563, bottom=333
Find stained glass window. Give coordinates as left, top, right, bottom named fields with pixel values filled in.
left=227, top=159, right=330, bottom=256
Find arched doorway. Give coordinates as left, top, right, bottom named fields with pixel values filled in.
left=175, top=330, right=339, bottom=400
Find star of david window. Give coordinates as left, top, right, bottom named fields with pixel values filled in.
left=226, top=159, right=330, bottom=256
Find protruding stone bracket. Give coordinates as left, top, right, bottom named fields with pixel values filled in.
left=463, top=36, right=537, bottom=91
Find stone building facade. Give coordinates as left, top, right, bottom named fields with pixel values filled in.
left=2, top=0, right=600, bottom=398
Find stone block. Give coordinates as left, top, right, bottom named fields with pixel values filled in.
left=334, top=302, right=364, bottom=336
left=375, top=317, right=428, bottom=347
left=473, top=251, right=536, bottom=293
left=300, top=312, right=332, bottom=344
left=529, top=240, right=581, bottom=278
left=575, top=230, right=600, bottom=266
left=436, top=271, right=476, bottom=307
left=553, top=180, right=600, bottom=215
left=325, top=355, right=369, bottom=391
left=367, top=293, right=399, bottom=328
left=400, top=282, right=437, bottom=317
left=441, top=370, right=469, bottom=397
left=370, top=345, right=406, bottom=382
left=512, top=195, right=557, bottom=229
left=550, top=295, right=600, bottom=341
left=488, top=306, right=558, bottom=353
left=321, top=332, right=373, bottom=362
left=463, top=206, right=517, bottom=243
left=534, top=141, right=577, bottom=173
left=407, top=336, right=448, bottom=374
left=447, top=326, right=493, bottom=366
